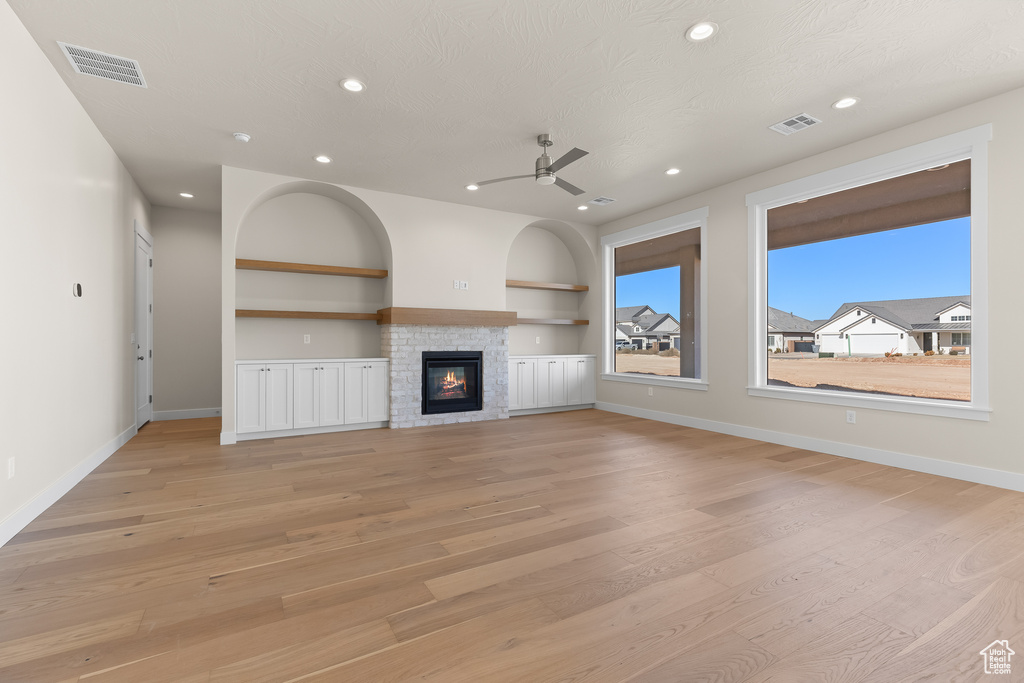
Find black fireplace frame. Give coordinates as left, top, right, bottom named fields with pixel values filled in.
left=421, top=351, right=483, bottom=415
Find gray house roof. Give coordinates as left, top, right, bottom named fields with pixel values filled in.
left=826, top=295, right=970, bottom=328
left=767, top=307, right=816, bottom=333
left=836, top=305, right=914, bottom=332
left=615, top=305, right=655, bottom=322
left=635, top=312, right=679, bottom=334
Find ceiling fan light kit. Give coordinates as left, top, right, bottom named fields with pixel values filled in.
left=472, top=134, right=588, bottom=196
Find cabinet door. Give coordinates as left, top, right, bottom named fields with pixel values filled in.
left=344, top=362, right=368, bottom=424
left=536, top=358, right=551, bottom=407
left=580, top=358, right=596, bottom=403
left=508, top=359, right=521, bottom=410
left=519, top=358, right=537, bottom=410
left=265, top=364, right=294, bottom=431
left=293, top=363, right=320, bottom=429
left=236, top=364, right=265, bottom=433
left=548, top=358, right=567, bottom=406
left=319, top=363, right=345, bottom=427
left=567, top=359, right=583, bottom=405
left=366, top=361, right=389, bottom=422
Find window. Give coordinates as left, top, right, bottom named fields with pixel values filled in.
left=602, top=207, right=708, bottom=389
left=748, top=125, right=990, bottom=420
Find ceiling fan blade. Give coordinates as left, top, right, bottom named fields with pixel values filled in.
left=554, top=177, right=585, bottom=196
left=475, top=174, right=533, bottom=187
left=547, top=147, right=588, bottom=173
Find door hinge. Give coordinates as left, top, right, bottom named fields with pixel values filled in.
left=149, top=304, right=152, bottom=313
left=148, top=395, right=152, bottom=403
left=149, top=350, right=152, bottom=358
left=149, top=258, right=152, bottom=267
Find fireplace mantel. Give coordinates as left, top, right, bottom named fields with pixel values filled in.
left=377, top=307, right=517, bottom=326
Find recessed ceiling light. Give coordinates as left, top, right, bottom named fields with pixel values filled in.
left=686, top=22, right=718, bottom=42
left=314, top=155, right=332, bottom=164
left=577, top=205, right=588, bottom=211
left=465, top=184, right=479, bottom=191
left=832, top=97, right=859, bottom=109
left=179, top=192, right=194, bottom=198
left=233, top=132, right=251, bottom=143
left=665, top=168, right=681, bottom=175
left=341, top=79, right=365, bottom=92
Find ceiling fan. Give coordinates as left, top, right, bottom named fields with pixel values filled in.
left=470, top=134, right=588, bottom=196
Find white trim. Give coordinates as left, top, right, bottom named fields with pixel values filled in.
left=234, top=421, right=388, bottom=442
left=747, top=124, right=991, bottom=414
left=153, top=408, right=222, bottom=421
left=601, top=373, right=708, bottom=391
left=509, top=404, right=594, bottom=417
left=220, top=431, right=237, bottom=445
left=601, top=206, right=709, bottom=385
left=747, top=386, right=989, bottom=421
left=0, top=425, right=137, bottom=547
left=595, top=402, right=1021, bottom=492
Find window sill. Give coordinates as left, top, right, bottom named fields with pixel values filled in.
left=602, top=373, right=709, bottom=391
left=747, top=385, right=990, bottom=421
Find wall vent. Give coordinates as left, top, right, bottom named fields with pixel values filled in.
left=58, top=42, right=147, bottom=88
left=588, top=196, right=616, bottom=206
left=769, top=113, right=820, bottom=136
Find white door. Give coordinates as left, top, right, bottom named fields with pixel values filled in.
left=548, top=358, right=567, bottom=406
left=134, top=225, right=154, bottom=427
left=366, top=362, right=389, bottom=422
left=344, top=362, right=368, bottom=424
left=567, top=359, right=583, bottom=405
left=536, top=358, right=552, bottom=407
left=265, top=364, right=293, bottom=431
left=579, top=358, right=596, bottom=403
left=293, top=363, right=320, bottom=429
left=319, top=363, right=346, bottom=427
left=508, top=359, right=521, bottom=410
left=519, top=359, right=537, bottom=410
left=236, top=364, right=266, bottom=433
left=850, top=334, right=899, bottom=355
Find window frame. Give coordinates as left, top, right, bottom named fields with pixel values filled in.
left=747, top=125, right=990, bottom=420
left=601, top=206, right=709, bottom=390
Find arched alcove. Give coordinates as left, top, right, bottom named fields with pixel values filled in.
left=234, top=188, right=392, bottom=359
left=505, top=221, right=597, bottom=355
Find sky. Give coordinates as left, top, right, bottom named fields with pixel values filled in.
left=768, top=217, right=971, bottom=321
left=616, top=266, right=680, bottom=319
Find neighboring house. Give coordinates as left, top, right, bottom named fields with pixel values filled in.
left=814, top=295, right=971, bottom=355
left=615, top=306, right=680, bottom=349
left=767, top=307, right=819, bottom=352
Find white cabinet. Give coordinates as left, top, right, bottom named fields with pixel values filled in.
left=344, top=360, right=389, bottom=424
left=509, top=355, right=595, bottom=412
left=508, top=358, right=537, bottom=411
left=236, top=363, right=293, bottom=434
left=236, top=358, right=387, bottom=438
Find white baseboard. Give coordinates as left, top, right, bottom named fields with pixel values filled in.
left=234, top=421, right=388, bottom=442
left=153, top=408, right=221, bottom=421
left=510, top=404, right=595, bottom=417
left=595, top=401, right=1024, bottom=493
left=220, top=431, right=237, bottom=445
left=0, top=424, right=137, bottom=548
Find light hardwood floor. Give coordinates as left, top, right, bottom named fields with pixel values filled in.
left=2, top=410, right=1023, bottom=682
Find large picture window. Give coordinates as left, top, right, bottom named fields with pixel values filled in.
left=748, top=126, right=990, bottom=419
left=601, top=208, right=708, bottom=389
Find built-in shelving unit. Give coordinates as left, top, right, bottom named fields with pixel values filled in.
left=236, top=310, right=381, bottom=321
left=516, top=317, right=588, bottom=326
left=236, top=259, right=388, bottom=279
left=506, top=279, right=589, bottom=293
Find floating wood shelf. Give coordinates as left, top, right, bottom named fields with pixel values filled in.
left=236, top=259, right=388, bottom=279
left=516, top=318, right=589, bottom=326
left=236, top=310, right=381, bottom=321
left=506, top=279, right=588, bottom=292
left=377, top=307, right=518, bottom=326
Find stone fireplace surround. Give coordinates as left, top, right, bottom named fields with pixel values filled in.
left=381, top=323, right=509, bottom=428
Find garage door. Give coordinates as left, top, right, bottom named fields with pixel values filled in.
left=849, top=333, right=899, bottom=355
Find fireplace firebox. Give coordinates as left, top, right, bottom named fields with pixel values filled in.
left=422, top=351, right=483, bottom=415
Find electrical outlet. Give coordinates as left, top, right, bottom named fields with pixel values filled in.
left=303, top=334, right=310, bottom=344
left=7, top=457, right=14, bottom=480
left=648, top=387, right=654, bottom=397
left=536, top=336, right=541, bottom=344
left=846, top=410, right=856, bottom=424
left=453, top=279, right=460, bottom=289
left=460, top=280, right=469, bottom=290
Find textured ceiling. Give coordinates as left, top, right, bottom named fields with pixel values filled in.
left=8, top=0, right=1024, bottom=224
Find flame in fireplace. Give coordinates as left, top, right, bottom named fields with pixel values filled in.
left=434, top=368, right=467, bottom=399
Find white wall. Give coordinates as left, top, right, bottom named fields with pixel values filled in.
left=597, top=85, right=1024, bottom=479
left=151, top=206, right=221, bottom=415
left=0, top=1, right=151, bottom=544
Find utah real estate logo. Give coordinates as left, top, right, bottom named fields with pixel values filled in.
left=980, top=640, right=1014, bottom=675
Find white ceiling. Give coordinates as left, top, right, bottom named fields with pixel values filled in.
left=9, top=0, right=1024, bottom=224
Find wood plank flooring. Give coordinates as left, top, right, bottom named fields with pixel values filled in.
left=2, top=410, right=1024, bottom=681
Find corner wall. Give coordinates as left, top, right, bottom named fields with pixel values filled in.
left=597, top=86, right=1024, bottom=480
left=0, top=1, right=151, bottom=544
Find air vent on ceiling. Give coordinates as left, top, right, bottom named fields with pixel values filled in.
left=58, top=42, right=147, bottom=88
left=769, top=113, right=820, bottom=136
left=588, top=196, right=616, bottom=206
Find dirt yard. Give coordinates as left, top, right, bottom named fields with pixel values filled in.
left=614, top=353, right=683, bottom=376
left=769, top=355, right=971, bottom=401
